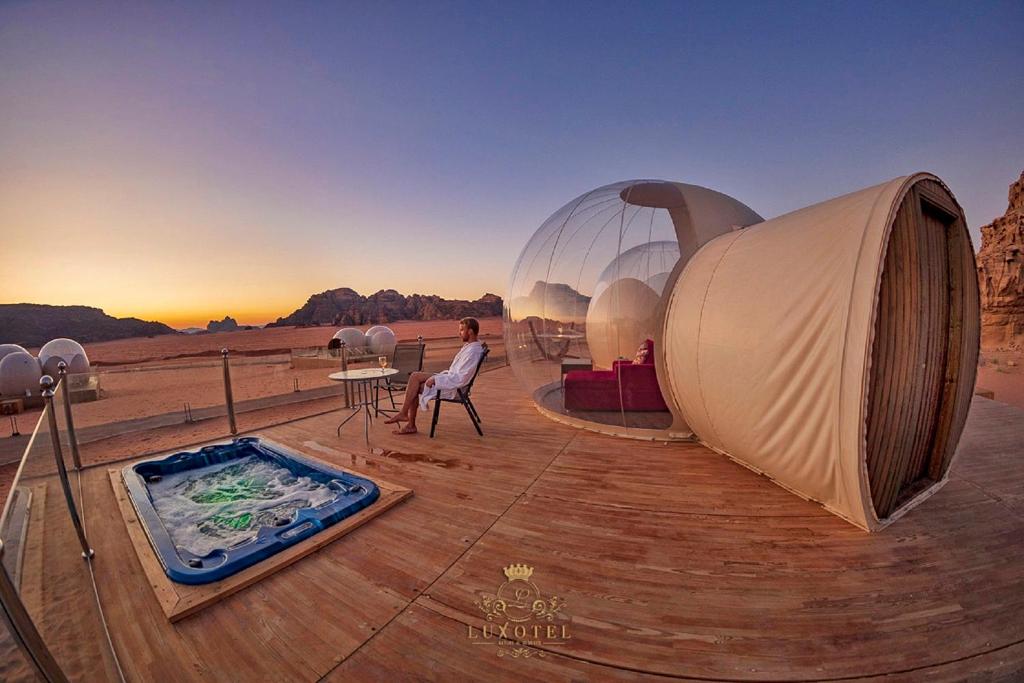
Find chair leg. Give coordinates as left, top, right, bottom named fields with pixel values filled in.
left=467, top=399, right=481, bottom=423
left=463, top=401, right=483, bottom=436
left=430, top=399, right=441, bottom=438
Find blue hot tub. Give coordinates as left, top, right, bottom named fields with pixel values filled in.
left=122, top=436, right=379, bottom=584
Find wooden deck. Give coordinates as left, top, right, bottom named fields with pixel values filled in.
left=79, top=366, right=1024, bottom=681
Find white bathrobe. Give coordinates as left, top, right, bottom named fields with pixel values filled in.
left=419, top=341, right=485, bottom=411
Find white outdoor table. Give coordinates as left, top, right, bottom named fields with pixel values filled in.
left=328, top=367, right=399, bottom=445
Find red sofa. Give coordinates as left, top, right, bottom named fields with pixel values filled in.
left=564, top=339, right=669, bottom=412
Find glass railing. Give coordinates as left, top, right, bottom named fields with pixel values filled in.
left=0, top=378, right=121, bottom=682
left=0, top=335, right=507, bottom=474
left=72, top=350, right=351, bottom=463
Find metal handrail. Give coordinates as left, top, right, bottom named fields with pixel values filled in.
left=340, top=341, right=351, bottom=407
left=57, top=363, right=83, bottom=470
left=0, top=374, right=128, bottom=682
left=222, top=349, right=238, bottom=435
left=40, top=376, right=94, bottom=560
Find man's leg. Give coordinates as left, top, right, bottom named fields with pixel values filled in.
left=386, top=372, right=430, bottom=423
left=406, top=395, right=420, bottom=429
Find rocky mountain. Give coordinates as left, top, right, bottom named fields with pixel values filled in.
left=507, top=281, right=591, bottom=325
left=268, top=288, right=504, bottom=327
left=207, top=316, right=240, bottom=333
left=977, top=170, right=1024, bottom=349
left=0, top=304, right=178, bottom=348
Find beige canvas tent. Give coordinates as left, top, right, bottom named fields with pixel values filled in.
left=661, top=173, right=979, bottom=530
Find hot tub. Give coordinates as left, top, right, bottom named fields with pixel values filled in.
left=122, top=436, right=379, bottom=584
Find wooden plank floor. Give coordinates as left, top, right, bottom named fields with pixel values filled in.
left=79, top=367, right=1024, bottom=681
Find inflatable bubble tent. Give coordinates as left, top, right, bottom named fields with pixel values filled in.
left=504, top=179, right=762, bottom=437
left=504, top=174, right=980, bottom=531
left=0, top=351, right=42, bottom=397
left=38, top=338, right=90, bottom=377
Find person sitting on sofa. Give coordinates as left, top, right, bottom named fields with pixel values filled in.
left=384, top=317, right=485, bottom=435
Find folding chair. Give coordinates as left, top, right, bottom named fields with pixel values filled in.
left=376, top=341, right=425, bottom=411
left=429, top=344, right=489, bottom=438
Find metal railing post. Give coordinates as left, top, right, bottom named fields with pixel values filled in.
left=39, top=376, right=94, bottom=560
left=56, top=362, right=82, bottom=470
left=221, top=349, right=238, bottom=435
left=340, top=341, right=351, bottom=408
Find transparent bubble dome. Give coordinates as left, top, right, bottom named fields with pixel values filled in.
left=503, top=179, right=762, bottom=435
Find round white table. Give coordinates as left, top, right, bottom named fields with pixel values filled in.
left=328, top=367, right=399, bottom=445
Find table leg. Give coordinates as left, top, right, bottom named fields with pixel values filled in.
left=337, top=404, right=361, bottom=436
left=372, top=377, right=397, bottom=416
left=337, top=380, right=364, bottom=436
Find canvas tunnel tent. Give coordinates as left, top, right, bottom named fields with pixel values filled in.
left=661, top=173, right=980, bottom=530
left=506, top=172, right=979, bottom=530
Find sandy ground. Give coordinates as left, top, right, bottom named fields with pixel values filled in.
left=64, top=318, right=504, bottom=365
left=3, top=318, right=502, bottom=434
left=976, top=349, right=1024, bottom=409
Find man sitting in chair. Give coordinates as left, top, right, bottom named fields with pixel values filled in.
left=385, top=317, right=484, bottom=435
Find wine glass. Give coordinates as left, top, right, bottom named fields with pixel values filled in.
left=378, top=355, right=388, bottom=372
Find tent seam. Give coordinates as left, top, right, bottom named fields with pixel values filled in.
left=693, top=230, right=745, bottom=448
left=837, top=175, right=915, bottom=530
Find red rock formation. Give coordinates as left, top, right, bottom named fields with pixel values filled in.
left=977, top=170, right=1024, bottom=349
left=267, top=288, right=503, bottom=327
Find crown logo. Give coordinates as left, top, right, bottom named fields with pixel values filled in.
left=503, top=563, right=533, bottom=581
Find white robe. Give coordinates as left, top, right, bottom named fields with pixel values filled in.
left=419, top=341, right=485, bottom=411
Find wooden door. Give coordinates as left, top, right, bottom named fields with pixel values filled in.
left=866, top=187, right=957, bottom=518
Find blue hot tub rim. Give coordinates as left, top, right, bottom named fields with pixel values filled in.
left=121, top=436, right=380, bottom=585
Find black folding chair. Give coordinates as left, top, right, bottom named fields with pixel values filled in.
left=429, top=344, right=489, bottom=438
left=375, top=341, right=425, bottom=411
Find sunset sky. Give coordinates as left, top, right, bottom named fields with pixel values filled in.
left=2, top=2, right=1021, bottom=328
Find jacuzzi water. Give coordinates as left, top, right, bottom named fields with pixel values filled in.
left=148, top=455, right=337, bottom=556
left=122, top=437, right=380, bottom=584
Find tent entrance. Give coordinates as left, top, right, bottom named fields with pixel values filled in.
left=865, top=181, right=975, bottom=519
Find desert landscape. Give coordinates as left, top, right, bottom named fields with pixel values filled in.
left=3, top=5, right=1022, bottom=679
left=0, top=318, right=505, bottom=501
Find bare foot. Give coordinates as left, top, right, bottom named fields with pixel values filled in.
left=392, top=425, right=418, bottom=435
left=384, top=413, right=407, bottom=425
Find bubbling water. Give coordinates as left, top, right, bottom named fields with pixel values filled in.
left=148, top=455, right=336, bottom=556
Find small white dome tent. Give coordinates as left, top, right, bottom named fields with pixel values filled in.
left=367, top=328, right=397, bottom=355
left=0, top=344, right=28, bottom=364
left=332, top=328, right=368, bottom=350
left=661, top=173, right=979, bottom=530
left=38, top=338, right=91, bottom=377
left=0, top=351, right=43, bottom=397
